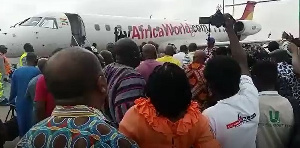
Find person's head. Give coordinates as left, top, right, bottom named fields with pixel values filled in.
left=268, top=41, right=280, bottom=52
left=85, top=47, right=105, bottom=67
left=146, top=63, right=192, bottom=119
left=142, top=44, right=157, bottom=60
left=269, top=49, right=291, bottom=64
left=115, top=38, right=141, bottom=68
left=23, top=43, right=34, bottom=52
left=188, top=43, right=197, bottom=52
left=92, top=43, right=97, bottom=48
left=193, top=50, right=206, bottom=64
left=100, top=50, right=114, bottom=65
left=37, top=58, right=48, bottom=74
left=251, top=61, right=277, bottom=92
left=0, top=45, right=7, bottom=54
left=204, top=56, right=241, bottom=100
left=164, top=45, right=175, bottom=56
left=179, top=45, right=188, bottom=54
left=207, top=37, right=215, bottom=48
left=26, top=52, right=38, bottom=66
left=44, top=47, right=107, bottom=109
left=215, top=47, right=228, bottom=56
left=148, top=41, right=159, bottom=50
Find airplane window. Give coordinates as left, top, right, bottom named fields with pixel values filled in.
left=40, top=18, right=58, bottom=29
left=19, top=17, right=42, bottom=26
left=105, top=25, right=111, bottom=31
left=95, top=24, right=100, bottom=31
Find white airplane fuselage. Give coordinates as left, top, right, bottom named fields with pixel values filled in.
left=0, top=12, right=262, bottom=58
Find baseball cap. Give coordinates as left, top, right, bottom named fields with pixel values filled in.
left=207, top=37, right=215, bottom=43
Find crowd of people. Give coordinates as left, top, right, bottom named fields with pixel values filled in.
left=0, top=14, right=300, bottom=148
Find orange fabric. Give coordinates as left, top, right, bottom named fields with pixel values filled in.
left=119, top=98, right=220, bottom=148
left=3, top=57, right=11, bottom=75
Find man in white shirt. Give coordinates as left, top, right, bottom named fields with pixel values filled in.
left=252, top=61, right=294, bottom=148
left=173, top=45, right=191, bottom=67
left=188, top=43, right=197, bottom=62
left=203, top=14, right=259, bottom=148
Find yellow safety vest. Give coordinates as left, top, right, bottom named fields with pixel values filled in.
left=19, top=52, right=27, bottom=67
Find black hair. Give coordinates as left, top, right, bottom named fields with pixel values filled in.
left=204, top=56, right=241, bottom=99
left=24, top=43, right=34, bottom=52
left=268, top=41, right=279, bottom=52
left=92, top=43, right=97, bottom=47
left=251, top=61, right=277, bottom=90
left=215, top=47, right=228, bottom=56
left=26, top=52, right=38, bottom=65
left=188, top=43, right=197, bottom=52
left=180, top=45, right=188, bottom=53
left=145, top=63, right=192, bottom=118
left=115, top=38, right=141, bottom=68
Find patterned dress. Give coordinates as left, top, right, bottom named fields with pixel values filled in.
left=277, top=62, right=300, bottom=100
left=17, top=105, right=139, bottom=148
left=184, top=63, right=210, bottom=111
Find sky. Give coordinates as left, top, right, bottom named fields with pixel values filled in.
left=0, top=0, right=298, bottom=40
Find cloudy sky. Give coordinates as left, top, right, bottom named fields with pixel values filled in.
left=0, top=0, right=298, bottom=40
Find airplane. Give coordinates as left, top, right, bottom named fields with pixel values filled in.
left=0, top=1, right=263, bottom=58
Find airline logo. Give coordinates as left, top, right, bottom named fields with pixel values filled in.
left=114, top=23, right=213, bottom=41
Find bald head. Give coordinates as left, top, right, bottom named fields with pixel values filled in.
left=44, top=47, right=102, bottom=101
left=165, top=45, right=175, bottom=56
left=115, top=38, right=141, bottom=68
left=193, top=50, right=207, bottom=64
left=142, top=44, right=157, bottom=60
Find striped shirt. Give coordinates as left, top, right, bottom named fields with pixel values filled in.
left=103, top=63, right=146, bottom=124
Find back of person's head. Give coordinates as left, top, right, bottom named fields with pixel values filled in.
left=268, top=41, right=280, bottom=52
left=100, top=50, right=114, bottom=65
left=85, top=47, right=105, bottom=67
left=207, top=37, right=215, bottom=46
left=24, top=43, right=34, bottom=52
left=204, top=56, right=241, bottom=99
left=142, top=44, right=157, bottom=60
left=44, top=47, right=107, bottom=108
left=37, top=58, right=47, bottom=74
left=269, top=49, right=292, bottom=64
left=164, top=45, right=175, bottom=56
left=92, top=43, right=97, bottom=48
left=188, top=43, right=197, bottom=52
left=26, top=52, right=38, bottom=66
left=146, top=63, right=192, bottom=119
left=251, top=61, right=277, bottom=91
left=179, top=45, right=188, bottom=53
left=215, top=47, right=228, bottom=56
left=0, top=45, right=7, bottom=54
left=115, top=38, right=141, bottom=68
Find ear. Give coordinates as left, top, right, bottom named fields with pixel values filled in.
left=97, top=75, right=107, bottom=97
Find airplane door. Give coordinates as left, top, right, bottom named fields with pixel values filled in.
left=65, top=13, right=86, bottom=46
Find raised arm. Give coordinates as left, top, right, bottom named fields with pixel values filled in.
left=224, top=14, right=249, bottom=76
left=290, top=42, right=300, bottom=75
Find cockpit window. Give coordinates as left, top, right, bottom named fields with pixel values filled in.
left=39, top=18, right=58, bottom=29
left=19, top=17, right=42, bottom=26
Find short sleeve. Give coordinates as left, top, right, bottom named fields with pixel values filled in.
left=34, top=76, right=47, bottom=102
left=238, top=75, right=258, bottom=99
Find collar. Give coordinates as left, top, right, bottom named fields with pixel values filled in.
left=52, top=105, right=103, bottom=118
left=259, top=91, right=279, bottom=96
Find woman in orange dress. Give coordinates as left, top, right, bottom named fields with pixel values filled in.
left=119, top=63, right=220, bottom=148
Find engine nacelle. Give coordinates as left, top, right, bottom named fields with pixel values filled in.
left=234, top=20, right=262, bottom=36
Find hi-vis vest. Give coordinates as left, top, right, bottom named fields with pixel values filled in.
left=19, top=52, right=27, bottom=67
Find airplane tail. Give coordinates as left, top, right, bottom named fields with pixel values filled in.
left=239, top=1, right=257, bottom=20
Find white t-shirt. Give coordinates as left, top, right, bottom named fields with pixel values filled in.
left=203, top=75, right=259, bottom=148
left=256, top=91, right=294, bottom=148
left=173, top=52, right=191, bottom=67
